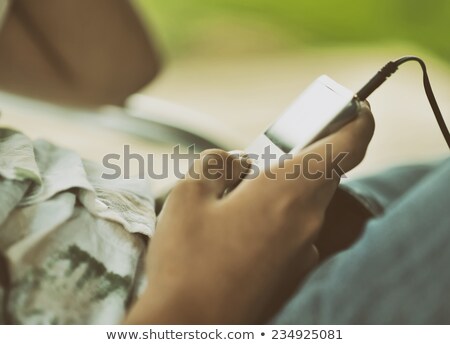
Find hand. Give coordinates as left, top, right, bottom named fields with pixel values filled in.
left=125, top=102, right=374, bottom=324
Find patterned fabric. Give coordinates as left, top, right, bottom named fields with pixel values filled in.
left=0, top=128, right=156, bottom=324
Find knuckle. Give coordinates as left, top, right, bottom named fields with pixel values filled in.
left=199, top=150, right=230, bottom=174
left=173, top=178, right=208, bottom=199
left=200, top=149, right=229, bottom=161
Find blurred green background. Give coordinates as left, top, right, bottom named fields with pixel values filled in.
left=136, top=0, right=450, bottom=61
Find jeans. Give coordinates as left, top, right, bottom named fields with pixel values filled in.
left=273, top=157, right=450, bottom=324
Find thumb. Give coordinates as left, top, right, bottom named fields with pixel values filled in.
left=186, top=149, right=251, bottom=198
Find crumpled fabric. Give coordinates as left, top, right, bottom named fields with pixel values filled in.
left=0, top=128, right=156, bottom=324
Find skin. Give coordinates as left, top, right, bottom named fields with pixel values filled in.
left=125, top=102, right=374, bottom=324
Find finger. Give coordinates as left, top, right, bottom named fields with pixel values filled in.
left=271, top=102, right=374, bottom=186
left=186, top=149, right=251, bottom=197
left=303, top=101, right=375, bottom=176
left=243, top=102, right=373, bottom=206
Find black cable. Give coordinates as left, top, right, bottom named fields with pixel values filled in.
left=356, top=56, right=450, bottom=150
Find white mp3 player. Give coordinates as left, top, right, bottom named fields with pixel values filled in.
left=245, top=75, right=360, bottom=168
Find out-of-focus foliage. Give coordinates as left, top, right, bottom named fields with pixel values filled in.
left=136, top=0, right=450, bottom=61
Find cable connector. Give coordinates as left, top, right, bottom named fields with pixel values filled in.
left=356, top=61, right=398, bottom=100
left=355, top=56, right=450, bottom=149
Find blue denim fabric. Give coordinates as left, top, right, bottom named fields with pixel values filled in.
left=273, top=157, right=450, bottom=324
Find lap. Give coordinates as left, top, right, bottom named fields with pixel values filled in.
left=273, top=158, right=450, bottom=324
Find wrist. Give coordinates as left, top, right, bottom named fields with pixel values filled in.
left=124, top=284, right=226, bottom=324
